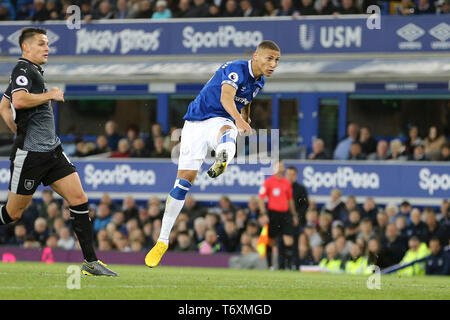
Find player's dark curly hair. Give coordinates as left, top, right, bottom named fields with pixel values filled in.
left=19, top=27, right=47, bottom=50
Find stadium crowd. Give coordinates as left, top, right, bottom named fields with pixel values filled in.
left=0, top=174, right=448, bottom=275
left=69, top=120, right=450, bottom=163
left=0, top=0, right=449, bottom=21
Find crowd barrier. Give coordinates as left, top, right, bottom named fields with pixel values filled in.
left=0, top=158, right=448, bottom=205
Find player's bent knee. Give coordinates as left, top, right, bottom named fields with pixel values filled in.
left=69, top=192, right=88, bottom=206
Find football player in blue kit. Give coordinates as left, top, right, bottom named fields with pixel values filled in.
left=145, top=40, right=281, bottom=268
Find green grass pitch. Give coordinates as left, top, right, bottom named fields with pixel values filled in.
left=0, top=262, right=449, bottom=300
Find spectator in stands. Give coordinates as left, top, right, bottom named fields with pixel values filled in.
left=198, top=228, right=225, bottom=254
left=173, top=0, right=191, bottom=18
left=323, top=188, right=346, bottom=221
left=367, top=140, right=389, bottom=160
left=437, top=142, right=450, bottom=161
left=424, top=126, right=446, bottom=160
left=122, top=195, right=139, bottom=221
left=277, top=0, right=298, bottom=15
left=318, top=212, right=333, bottom=245
left=358, top=126, right=377, bottom=156
left=193, top=217, right=207, bottom=244
left=185, top=0, right=210, bottom=17
left=73, top=136, right=90, bottom=157
left=395, top=0, right=417, bottom=14
left=334, top=122, right=359, bottom=160
left=345, top=242, right=370, bottom=275
left=345, top=209, right=361, bottom=242
left=0, top=0, right=14, bottom=20
left=246, top=196, right=260, bottom=220
left=303, top=222, right=322, bottom=247
left=338, top=0, right=361, bottom=13
left=57, top=227, right=76, bottom=250
left=105, top=120, right=122, bottom=151
left=16, top=0, right=32, bottom=20
left=110, top=138, right=131, bottom=158
left=150, top=136, right=171, bottom=158
left=125, top=124, right=139, bottom=146
left=96, top=0, right=115, bottom=19
left=93, top=203, right=113, bottom=234
left=374, top=211, right=388, bottom=239
left=367, top=237, right=390, bottom=269
left=134, top=0, right=153, bottom=18
left=172, top=231, right=196, bottom=252
left=8, top=223, right=27, bottom=246
left=347, top=141, right=366, bottom=160
left=397, top=236, right=430, bottom=276
left=437, top=199, right=449, bottom=224
left=381, top=223, right=408, bottom=266
left=387, top=139, right=407, bottom=161
left=152, top=0, right=172, bottom=18
left=319, top=242, right=343, bottom=273
left=397, top=200, right=412, bottom=222
left=31, top=0, right=49, bottom=21
left=395, top=215, right=408, bottom=239
left=222, top=0, right=242, bottom=16
left=360, top=197, right=378, bottom=224
left=240, top=0, right=261, bottom=16
left=315, top=0, right=338, bottom=14
left=426, top=237, right=450, bottom=275
left=357, top=218, right=375, bottom=245
left=336, top=195, right=355, bottom=224
left=384, top=202, right=398, bottom=222
left=183, top=195, right=206, bottom=223
left=207, top=4, right=220, bottom=17
left=409, top=142, right=428, bottom=161
left=222, top=220, right=240, bottom=252
left=404, top=125, right=423, bottom=155
left=114, top=0, right=130, bottom=18
left=80, top=0, right=97, bottom=22
left=298, top=0, right=318, bottom=14
left=416, top=0, right=435, bottom=13
left=424, top=207, right=449, bottom=246
left=406, top=208, right=428, bottom=242
left=335, top=234, right=352, bottom=260
left=439, top=0, right=450, bottom=13
left=91, top=134, right=111, bottom=155
left=308, top=138, right=329, bottom=160
left=298, top=233, right=314, bottom=265
left=130, top=137, right=151, bottom=157
left=264, top=0, right=278, bottom=15
left=45, top=0, right=59, bottom=20
left=31, top=217, right=50, bottom=247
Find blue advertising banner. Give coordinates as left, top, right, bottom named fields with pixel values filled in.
left=0, top=158, right=447, bottom=205
left=0, top=16, right=449, bottom=56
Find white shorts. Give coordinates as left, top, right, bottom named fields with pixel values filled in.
left=178, top=117, right=237, bottom=171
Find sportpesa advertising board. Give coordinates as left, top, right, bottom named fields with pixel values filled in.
left=0, top=16, right=449, bottom=56
left=0, top=159, right=448, bottom=205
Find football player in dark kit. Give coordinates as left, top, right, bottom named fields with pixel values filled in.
left=0, top=27, right=118, bottom=276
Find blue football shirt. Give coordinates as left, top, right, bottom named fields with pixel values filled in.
left=183, top=60, right=265, bottom=122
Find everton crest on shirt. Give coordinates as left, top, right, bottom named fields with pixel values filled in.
left=184, top=60, right=265, bottom=122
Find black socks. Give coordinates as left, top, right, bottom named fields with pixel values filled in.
left=0, top=205, right=13, bottom=225
left=69, top=203, right=97, bottom=263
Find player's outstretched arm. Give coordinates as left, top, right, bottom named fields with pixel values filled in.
left=220, top=84, right=251, bottom=135
left=12, top=87, right=64, bottom=109
left=0, top=96, right=17, bottom=134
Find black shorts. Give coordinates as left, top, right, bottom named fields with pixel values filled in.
left=9, top=145, right=77, bottom=195
left=268, top=210, right=295, bottom=238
